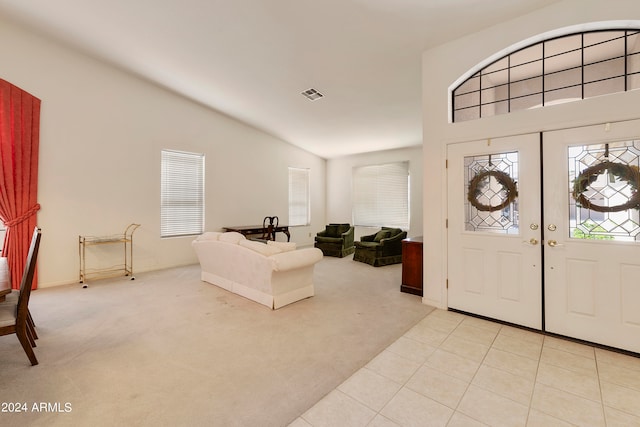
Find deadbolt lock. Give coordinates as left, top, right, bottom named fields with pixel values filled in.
left=548, top=224, right=557, bottom=231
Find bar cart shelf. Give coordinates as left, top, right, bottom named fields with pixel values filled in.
left=79, top=223, right=140, bottom=288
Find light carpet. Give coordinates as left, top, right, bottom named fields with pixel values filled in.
left=0, top=255, right=433, bottom=426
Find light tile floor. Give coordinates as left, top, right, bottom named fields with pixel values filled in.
left=290, top=309, right=640, bottom=427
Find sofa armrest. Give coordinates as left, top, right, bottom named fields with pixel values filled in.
left=381, top=231, right=407, bottom=244
left=360, top=233, right=376, bottom=242
left=270, top=248, right=323, bottom=272
left=379, top=231, right=407, bottom=256
left=341, top=227, right=355, bottom=248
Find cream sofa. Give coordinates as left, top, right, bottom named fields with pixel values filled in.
left=192, top=232, right=323, bottom=309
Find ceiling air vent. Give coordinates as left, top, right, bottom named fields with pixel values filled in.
left=301, top=88, right=324, bottom=101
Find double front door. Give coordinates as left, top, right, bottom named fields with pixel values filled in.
left=447, top=121, right=640, bottom=353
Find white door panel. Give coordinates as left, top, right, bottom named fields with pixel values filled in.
left=447, top=134, right=542, bottom=329
left=544, top=121, right=640, bottom=353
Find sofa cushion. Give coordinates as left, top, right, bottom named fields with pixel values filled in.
left=373, top=230, right=392, bottom=242
left=197, top=232, right=222, bottom=241
left=267, top=241, right=297, bottom=252
left=385, top=228, right=403, bottom=237
left=239, top=239, right=282, bottom=256
left=325, top=224, right=339, bottom=237
left=218, top=232, right=246, bottom=244
left=334, top=223, right=351, bottom=235
left=355, top=241, right=379, bottom=249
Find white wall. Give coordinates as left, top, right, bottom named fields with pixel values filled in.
left=326, top=145, right=423, bottom=240
left=422, top=0, right=640, bottom=308
left=0, top=16, right=326, bottom=287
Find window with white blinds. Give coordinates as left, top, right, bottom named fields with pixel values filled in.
left=161, top=149, right=205, bottom=238
left=288, top=167, right=310, bottom=226
left=352, top=161, right=409, bottom=229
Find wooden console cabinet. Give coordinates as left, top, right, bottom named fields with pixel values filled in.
left=401, top=236, right=423, bottom=296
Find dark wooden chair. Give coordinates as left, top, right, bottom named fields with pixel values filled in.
left=260, top=216, right=279, bottom=241
left=1, top=281, right=39, bottom=341
left=0, top=294, right=38, bottom=342
left=0, top=227, right=42, bottom=365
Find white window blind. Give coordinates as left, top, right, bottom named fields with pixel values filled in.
left=161, top=149, right=205, bottom=237
left=352, top=161, right=409, bottom=229
left=288, top=167, right=310, bottom=226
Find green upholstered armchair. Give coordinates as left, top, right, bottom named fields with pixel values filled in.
left=353, top=227, right=407, bottom=266
left=314, top=223, right=355, bottom=257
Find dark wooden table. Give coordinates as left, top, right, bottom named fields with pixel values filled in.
left=0, top=257, right=11, bottom=302
left=222, top=225, right=291, bottom=242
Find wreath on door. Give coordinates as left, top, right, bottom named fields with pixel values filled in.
left=467, top=170, right=518, bottom=212
left=572, top=161, right=640, bottom=212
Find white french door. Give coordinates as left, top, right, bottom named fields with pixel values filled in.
left=447, top=122, right=640, bottom=353
left=447, top=134, right=542, bottom=330
left=544, top=122, right=640, bottom=354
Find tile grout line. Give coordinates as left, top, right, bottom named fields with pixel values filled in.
left=593, top=345, right=608, bottom=427
left=527, top=334, right=548, bottom=426
left=443, top=315, right=500, bottom=427
left=326, top=309, right=463, bottom=427
left=371, top=311, right=467, bottom=426
left=374, top=311, right=463, bottom=427
left=439, top=314, right=470, bottom=426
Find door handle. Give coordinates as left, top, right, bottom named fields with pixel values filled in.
left=547, top=240, right=563, bottom=247
left=523, top=238, right=539, bottom=245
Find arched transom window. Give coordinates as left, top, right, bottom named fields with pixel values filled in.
left=452, top=29, right=640, bottom=123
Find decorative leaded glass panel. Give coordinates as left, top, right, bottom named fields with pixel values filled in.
left=464, top=151, right=519, bottom=234
left=568, top=140, right=640, bottom=241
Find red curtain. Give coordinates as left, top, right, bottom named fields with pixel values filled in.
left=0, top=79, right=41, bottom=290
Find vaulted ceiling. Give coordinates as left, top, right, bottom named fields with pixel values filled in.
left=0, top=0, right=561, bottom=158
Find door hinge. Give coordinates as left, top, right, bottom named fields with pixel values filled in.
left=446, top=219, right=448, bottom=228
left=445, top=159, right=448, bottom=168
left=446, top=279, right=449, bottom=289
